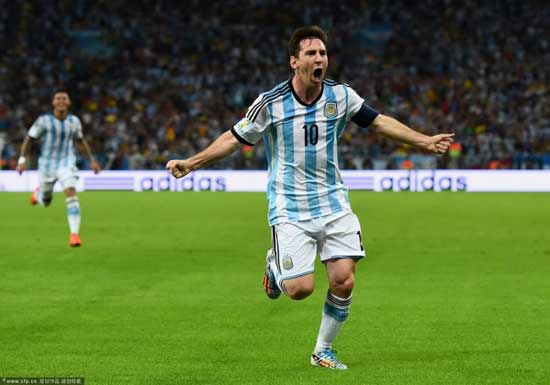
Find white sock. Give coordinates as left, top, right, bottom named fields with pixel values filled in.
left=36, top=190, right=45, bottom=206
left=66, top=196, right=81, bottom=234
left=314, top=291, right=352, bottom=353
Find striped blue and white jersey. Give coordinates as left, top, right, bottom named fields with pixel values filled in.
left=28, top=113, right=84, bottom=172
left=233, top=79, right=367, bottom=225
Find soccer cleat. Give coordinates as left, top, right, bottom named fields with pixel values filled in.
left=30, top=187, right=40, bottom=205
left=311, top=348, right=348, bottom=370
left=262, top=248, right=281, bottom=299
left=69, top=233, right=81, bottom=247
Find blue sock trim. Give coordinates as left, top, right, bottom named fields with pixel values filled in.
left=324, top=302, right=349, bottom=322
left=66, top=196, right=80, bottom=215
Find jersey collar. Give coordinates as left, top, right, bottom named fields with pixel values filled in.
left=288, top=78, right=324, bottom=107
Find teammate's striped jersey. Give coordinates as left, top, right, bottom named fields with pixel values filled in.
left=28, top=113, right=84, bottom=172
left=233, top=79, right=368, bottom=225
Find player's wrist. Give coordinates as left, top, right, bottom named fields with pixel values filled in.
left=417, top=135, right=432, bottom=150
left=17, top=156, right=26, bottom=165
left=185, top=160, right=196, bottom=172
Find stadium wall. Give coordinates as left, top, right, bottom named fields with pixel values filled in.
left=1, top=170, right=550, bottom=192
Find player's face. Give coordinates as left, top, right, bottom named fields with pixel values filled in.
left=290, top=38, right=328, bottom=87
left=52, top=93, right=71, bottom=112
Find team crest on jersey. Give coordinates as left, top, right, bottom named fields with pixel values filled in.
left=282, top=255, right=294, bottom=270
left=324, top=102, right=338, bottom=118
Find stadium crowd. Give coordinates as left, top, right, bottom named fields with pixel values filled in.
left=1, top=0, right=549, bottom=170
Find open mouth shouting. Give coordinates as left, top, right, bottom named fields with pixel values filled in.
left=312, top=67, right=323, bottom=82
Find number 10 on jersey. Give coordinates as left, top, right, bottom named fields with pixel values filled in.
left=302, top=124, right=319, bottom=146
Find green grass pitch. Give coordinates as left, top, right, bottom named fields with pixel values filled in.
left=1, top=191, right=549, bottom=384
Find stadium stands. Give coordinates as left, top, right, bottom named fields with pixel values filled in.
left=1, top=0, right=549, bottom=170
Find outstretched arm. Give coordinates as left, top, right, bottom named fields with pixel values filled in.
left=166, top=130, right=242, bottom=179
left=371, top=114, right=454, bottom=154
left=17, top=135, right=34, bottom=174
left=75, top=138, right=101, bottom=173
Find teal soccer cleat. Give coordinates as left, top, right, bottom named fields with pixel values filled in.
left=262, top=249, right=281, bottom=299
left=311, top=348, right=348, bottom=370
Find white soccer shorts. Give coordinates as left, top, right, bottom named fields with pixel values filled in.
left=39, top=165, right=79, bottom=192
left=270, top=211, right=366, bottom=281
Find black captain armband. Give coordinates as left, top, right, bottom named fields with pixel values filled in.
left=351, top=103, right=379, bottom=127
left=231, top=127, right=254, bottom=146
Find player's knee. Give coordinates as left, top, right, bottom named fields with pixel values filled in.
left=285, top=281, right=315, bottom=300
left=330, top=274, right=354, bottom=296
left=64, top=187, right=76, bottom=197
left=287, top=286, right=314, bottom=300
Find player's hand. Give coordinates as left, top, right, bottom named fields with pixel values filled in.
left=90, top=160, right=101, bottom=174
left=17, top=163, right=25, bottom=175
left=166, top=159, right=191, bottom=179
left=426, top=133, right=455, bottom=154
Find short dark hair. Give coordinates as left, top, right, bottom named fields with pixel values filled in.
left=288, top=25, right=328, bottom=58
left=53, top=89, right=69, bottom=98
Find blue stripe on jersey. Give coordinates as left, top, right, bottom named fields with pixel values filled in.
left=344, top=187, right=350, bottom=204
left=264, top=134, right=274, bottom=213
left=56, top=119, right=66, bottom=170
left=264, top=133, right=272, bottom=179
left=38, top=116, right=48, bottom=160
left=66, top=115, right=76, bottom=167
left=266, top=103, right=279, bottom=223
left=52, top=117, right=61, bottom=171
left=304, top=104, right=321, bottom=217
left=282, top=92, right=299, bottom=221
left=65, top=140, right=72, bottom=167
left=46, top=115, right=56, bottom=173
left=324, top=85, right=342, bottom=213
left=336, top=87, right=351, bottom=205
left=65, top=116, right=71, bottom=167
left=337, top=86, right=349, bottom=139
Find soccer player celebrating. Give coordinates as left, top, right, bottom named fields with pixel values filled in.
left=17, top=90, right=101, bottom=247
left=166, top=26, right=454, bottom=369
